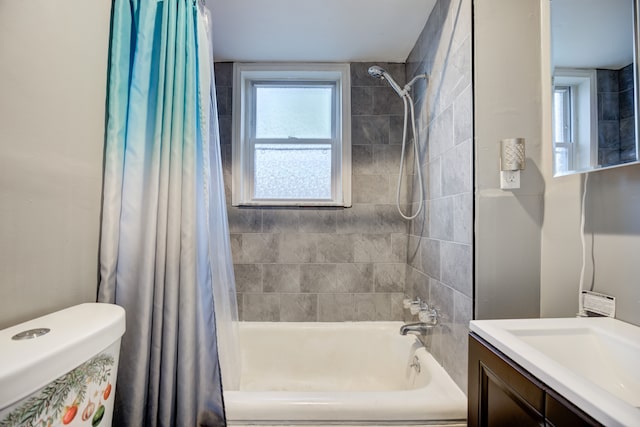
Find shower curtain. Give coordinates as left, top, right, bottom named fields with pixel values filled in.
left=98, top=0, right=239, bottom=425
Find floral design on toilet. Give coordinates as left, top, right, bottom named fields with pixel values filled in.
left=0, top=344, right=118, bottom=427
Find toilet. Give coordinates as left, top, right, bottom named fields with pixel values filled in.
left=0, top=303, right=125, bottom=426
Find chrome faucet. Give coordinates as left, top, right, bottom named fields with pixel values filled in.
left=400, top=298, right=439, bottom=336
left=400, top=322, right=436, bottom=336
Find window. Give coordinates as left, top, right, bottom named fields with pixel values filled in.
left=553, top=85, right=574, bottom=173
left=552, top=69, right=598, bottom=175
left=231, top=63, right=351, bottom=206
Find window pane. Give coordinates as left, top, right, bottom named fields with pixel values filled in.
left=254, top=144, right=332, bottom=199
left=555, top=146, right=569, bottom=173
left=255, top=86, right=333, bottom=139
left=553, top=87, right=571, bottom=143
left=553, top=90, right=566, bottom=142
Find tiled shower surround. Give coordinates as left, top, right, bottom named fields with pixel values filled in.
left=597, top=65, right=636, bottom=165
left=216, top=62, right=410, bottom=323
left=404, top=0, right=473, bottom=392
left=215, top=0, right=472, bottom=392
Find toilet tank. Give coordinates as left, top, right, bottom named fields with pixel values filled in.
left=0, top=303, right=125, bottom=426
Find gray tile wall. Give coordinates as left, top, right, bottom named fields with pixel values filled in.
left=619, top=64, right=636, bottom=163
left=404, top=0, right=473, bottom=393
left=597, top=64, right=637, bottom=165
left=215, top=62, right=410, bottom=322
left=598, top=69, right=622, bottom=165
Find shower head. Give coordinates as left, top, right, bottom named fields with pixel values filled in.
left=367, top=66, right=428, bottom=220
left=368, top=65, right=428, bottom=99
left=367, top=65, right=386, bottom=80
left=367, top=65, right=405, bottom=97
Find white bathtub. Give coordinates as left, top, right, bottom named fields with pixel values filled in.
left=224, top=322, right=467, bottom=426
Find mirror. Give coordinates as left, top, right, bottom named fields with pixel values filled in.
left=551, top=0, right=640, bottom=176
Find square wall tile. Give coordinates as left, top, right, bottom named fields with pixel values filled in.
left=299, top=209, right=337, bottom=233
left=263, top=209, right=300, bottom=233
left=337, top=263, right=373, bottom=293
left=352, top=116, right=390, bottom=145
left=300, top=264, right=337, bottom=293
left=352, top=175, right=391, bottom=204
left=280, top=294, right=318, bottom=321
left=354, top=234, right=392, bottom=263
left=429, top=197, right=454, bottom=240
left=441, top=242, right=472, bottom=297
left=316, top=234, right=354, bottom=263
left=420, top=237, right=441, bottom=279
left=243, top=293, right=280, bottom=321
left=263, top=264, right=300, bottom=293
left=318, top=293, right=354, bottom=321
left=278, top=233, right=317, bottom=263
left=354, top=293, right=391, bottom=320
left=228, top=208, right=262, bottom=233
left=374, top=263, right=406, bottom=292
left=241, top=233, right=279, bottom=263
left=233, top=264, right=262, bottom=293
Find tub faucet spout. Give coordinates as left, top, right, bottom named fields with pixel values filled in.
left=399, top=322, right=435, bottom=336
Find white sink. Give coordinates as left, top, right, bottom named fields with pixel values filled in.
left=470, top=317, right=640, bottom=427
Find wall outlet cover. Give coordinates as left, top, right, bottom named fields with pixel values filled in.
left=582, top=290, right=616, bottom=317
left=500, top=170, right=520, bottom=190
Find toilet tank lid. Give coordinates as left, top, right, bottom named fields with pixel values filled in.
left=0, top=303, right=125, bottom=410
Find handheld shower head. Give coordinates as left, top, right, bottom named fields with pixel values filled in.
left=367, top=65, right=405, bottom=97
left=367, top=64, right=429, bottom=221
left=367, top=65, right=386, bottom=80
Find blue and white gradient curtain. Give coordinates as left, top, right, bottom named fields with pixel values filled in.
left=98, top=1, right=239, bottom=425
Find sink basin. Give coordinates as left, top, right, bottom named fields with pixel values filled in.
left=509, top=326, right=640, bottom=406
left=470, top=317, right=640, bottom=426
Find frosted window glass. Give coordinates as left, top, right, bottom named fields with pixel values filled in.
left=554, top=146, right=569, bottom=173
left=255, top=86, right=333, bottom=139
left=553, top=87, right=571, bottom=143
left=254, top=144, right=332, bottom=199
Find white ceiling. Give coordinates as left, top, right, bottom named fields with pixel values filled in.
left=208, top=0, right=437, bottom=63
left=552, top=0, right=634, bottom=69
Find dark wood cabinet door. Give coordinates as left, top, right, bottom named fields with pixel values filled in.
left=468, top=333, right=602, bottom=427
left=469, top=334, right=545, bottom=427
left=545, top=392, right=600, bottom=427
left=480, top=365, right=545, bottom=426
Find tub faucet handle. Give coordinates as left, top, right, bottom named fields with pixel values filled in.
left=404, top=298, right=421, bottom=313
left=403, top=298, right=420, bottom=309
left=418, top=307, right=438, bottom=325
left=413, top=301, right=431, bottom=315
left=403, top=298, right=430, bottom=315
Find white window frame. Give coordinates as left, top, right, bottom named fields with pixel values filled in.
left=231, top=63, right=351, bottom=207
left=553, top=84, right=575, bottom=172
left=553, top=68, right=598, bottom=175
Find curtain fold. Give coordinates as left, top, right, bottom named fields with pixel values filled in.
left=196, top=5, right=242, bottom=392
left=98, top=1, right=229, bottom=425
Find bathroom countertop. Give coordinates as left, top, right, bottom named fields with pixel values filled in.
left=469, top=317, right=640, bottom=427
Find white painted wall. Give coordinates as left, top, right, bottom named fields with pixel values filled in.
left=541, top=156, right=640, bottom=326
left=474, top=0, right=545, bottom=319
left=0, top=1, right=111, bottom=328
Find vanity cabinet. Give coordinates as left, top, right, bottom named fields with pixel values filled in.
left=468, top=333, right=601, bottom=427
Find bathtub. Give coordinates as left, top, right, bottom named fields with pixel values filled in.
left=224, top=322, right=467, bottom=426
